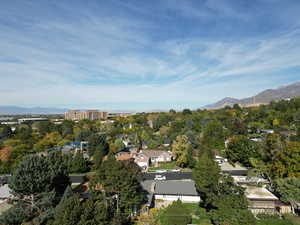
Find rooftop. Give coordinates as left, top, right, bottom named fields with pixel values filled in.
left=0, top=184, right=12, bottom=199
left=155, top=180, right=199, bottom=196
left=220, top=162, right=247, bottom=172
left=244, top=186, right=278, bottom=200
left=140, top=150, right=171, bottom=158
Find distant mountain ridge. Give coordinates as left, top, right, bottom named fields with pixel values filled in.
left=0, top=106, right=67, bottom=115
left=204, top=81, right=300, bottom=109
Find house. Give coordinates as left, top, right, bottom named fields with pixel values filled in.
left=134, top=153, right=150, bottom=171
left=279, top=130, right=296, bottom=138
left=232, top=176, right=269, bottom=186
left=261, top=129, right=274, bottom=134
left=219, top=161, right=248, bottom=176
left=139, top=150, right=172, bottom=166
left=276, top=201, right=292, bottom=214
left=70, top=175, right=85, bottom=186
left=244, top=186, right=278, bottom=214
left=141, top=180, right=201, bottom=209
left=214, top=155, right=227, bottom=164
left=115, top=151, right=134, bottom=161
left=250, top=137, right=263, bottom=142
left=0, top=184, right=12, bottom=204
left=122, top=140, right=134, bottom=148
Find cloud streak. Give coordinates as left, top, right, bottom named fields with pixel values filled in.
left=0, top=0, right=300, bottom=110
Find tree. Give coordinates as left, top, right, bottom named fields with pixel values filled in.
left=208, top=175, right=255, bottom=225
left=160, top=200, right=191, bottom=225
left=96, top=155, right=145, bottom=217
left=172, top=135, right=193, bottom=168
left=136, top=208, right=161, bottom=225
left=61, top=120, right=74, bottom=137
left=0, top=205, right=29, bottom=225
left=0, top=125, right=12, bottom=139
left=78, top=193, right=116, bottom=225
left=274, top=178, right=300, bottom=213
left=53, top=194, right=82, bottom=225
left=36, top=121, right=53, bottom=135
left=87, top=134, right=108, bottom=156
left=71, top=152, right=88, bottom=173
left=193, top=151, right=220, bottom=208
left=15, top=124, right=32, bottom=140
left=114, top=139, right=126, bottom=153
left=182, top=108, right=192, bottom=115
left=271, top=142, right=300, bottom=178
left=8, top=153, right=70, bottom=221
left=93, top=144, right=109, bottom=169
left=169, top=109, right=176, bottom=114
left=202, top=120, right=225, bottom=149
left=225, top=136, right=260, bottom=167
left=210, top=208, right=256, bottom=225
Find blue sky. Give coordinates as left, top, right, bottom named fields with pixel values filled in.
left=1, top=0, right=300, bottom=111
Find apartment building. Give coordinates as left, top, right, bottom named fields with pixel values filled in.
left=65, top=110, right=107, bottom=121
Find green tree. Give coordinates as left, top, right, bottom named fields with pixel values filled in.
left=182, top=108, right=192, bottom=115
left=0, top=205, right=29, bottom=225
left=160, top=200, right=191, bottom=225
left=193, top=151, right=221, bottom=208
left=209, top=175, right=256, bottom=225
left=274, top=178, right=300, bottom=213
left=114, top=138, right=126, bottom=153
left=53, top=194, right=82, bottom=225
left=78, top=193, right=117, bottom=225
left=87, top=133, right=108, bottom=156
left=271, top=142, right=300, bottom=178
left=225, top=136, right=260, bottom=167
left=202, top=120, right=225, bottom=149
left=0, top=125, right=12, bottom=139
left=97, top=155, right=145, bottom=217
left=8, top=153, right=70, bottom=221
left=71, top=152, right=88, bottom=173
left=36, top=121, right=53, bottom=135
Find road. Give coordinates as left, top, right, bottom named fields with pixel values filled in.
left=143, top=172, right=192, bottom=180
left=142, top=169, right=247, bottom=180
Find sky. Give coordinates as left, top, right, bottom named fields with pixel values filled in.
left=1, top=0, right=300, bottom=111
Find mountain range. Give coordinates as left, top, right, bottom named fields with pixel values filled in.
left=204, top=81, right=300, bottom=109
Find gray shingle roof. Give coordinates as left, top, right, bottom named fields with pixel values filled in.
left=154, top=180, right=198, bottom=196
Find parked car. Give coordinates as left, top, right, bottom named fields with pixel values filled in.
left=171, top=168, right=181, bottom=172
left=156, top=169, right=167, bottom=173
left=154, top=175, right=166, bottom=181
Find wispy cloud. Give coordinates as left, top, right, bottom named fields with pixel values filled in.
left=0, top=0, right=300, bottom=109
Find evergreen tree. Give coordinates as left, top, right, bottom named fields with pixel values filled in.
left=71, top=152, right=88, bottom=173
left=8, top=154, right=70, bottom=223
left=53, top=195, right=82, bottom=225
left=193, top=151, right=221, bottom=208
left=88, top=133, right=109, bottom=156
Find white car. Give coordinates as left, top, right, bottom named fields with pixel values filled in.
left=154, top=175, right=166, bottom=181
left=156, top=169, right=167, bottom=173
left=171, top=169, right=181, bottom=172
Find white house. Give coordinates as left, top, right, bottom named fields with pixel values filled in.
left=141, top=180, right=201, bottom=208
left=0, top=184, right=12, bottom=204
left=134, top=153, right=150, bottom=171
left=140, top=150, right=172, bottom=164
